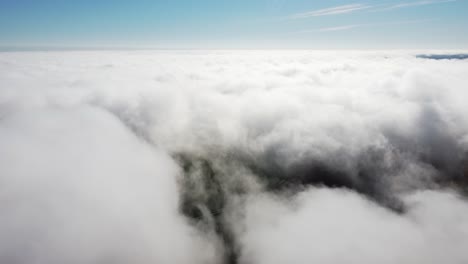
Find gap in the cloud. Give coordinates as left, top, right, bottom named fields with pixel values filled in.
left=416, top=54, right=468, bottom=60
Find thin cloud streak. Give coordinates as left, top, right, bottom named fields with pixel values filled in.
left=290, top=25, right=360, bottom=34
left=292, top=19, right=434, bottom=34
left=288, top=4, right=371, bottom=19
left=288, top=0, right=456, bottom=19
left=318, top=25, right=361, bottom=32
left=374, top=0, right=457, bottom=11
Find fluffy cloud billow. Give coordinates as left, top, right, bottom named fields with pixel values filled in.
left=0, top=50, right=468, bottom=264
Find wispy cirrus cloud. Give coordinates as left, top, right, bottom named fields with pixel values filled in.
left=374, top=0, right=457, bottom=12
left=290, top=25, right=360, bottom=34
left=292, top=19, right=433, bottom=34
left=288, top=0, right=456, bottom=19
left=318, top=25, right=361, bottom=32
left=288, top=4, right=371, bottom=19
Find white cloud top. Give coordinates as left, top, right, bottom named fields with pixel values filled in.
left=0, top=50, right=468, bottom=263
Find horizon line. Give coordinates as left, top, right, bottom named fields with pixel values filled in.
left=1, top=46, right=468, bottom=52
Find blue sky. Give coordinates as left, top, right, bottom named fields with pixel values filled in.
left=0, top=0, right=467, bottom=49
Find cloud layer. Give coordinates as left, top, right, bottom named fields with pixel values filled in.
left=1, top=50, right=468, bottom=263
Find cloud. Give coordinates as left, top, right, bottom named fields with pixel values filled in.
left=292, top=19, right=433, bottom=34
left=290, top=25, right=359, bottom=34
left=237, top=189, right=468, bottom=264
left=1, top=50, right=468, bottom=263
left=375, top=0, right=457, bottom=12
left=288, top=4, right=371, bottom=19
left=0, top=106, right=220, bottom=264
left=288, top=0, right=456, bottom=19
left=319, top=25, right=360, bottom=32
